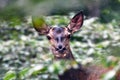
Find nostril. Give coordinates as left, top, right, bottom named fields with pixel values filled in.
left=63, top=47, right=66, bottom=50
left=58, top=45, right=62, bottom=49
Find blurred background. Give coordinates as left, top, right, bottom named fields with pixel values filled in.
left=0, top=0, right=120, bottom=80
left=0, top=0, right=120, bottom=23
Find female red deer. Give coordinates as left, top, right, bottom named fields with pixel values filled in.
left=32, top=11, right=120, bottom=80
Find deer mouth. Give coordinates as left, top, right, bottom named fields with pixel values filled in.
left=51, top=46, right=67, bottom=57
left=54, top=49, right=67, bottom=58
left=55, top=47, right=66, bottom=53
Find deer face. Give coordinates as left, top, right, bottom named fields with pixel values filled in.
left=32, top=11, right=84, bottom=58
left=46, top=27, right=71, bottom=54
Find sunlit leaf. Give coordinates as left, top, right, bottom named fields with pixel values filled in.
left=19, top=68, right=30, bottom=79
left=3, top=71, right=16, bottom=80
left=102, top=70, right=116, bottom=80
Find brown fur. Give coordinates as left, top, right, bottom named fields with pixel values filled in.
left=59, top=64, right=120, bottom=80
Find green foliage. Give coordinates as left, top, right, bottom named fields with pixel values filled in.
left=4, top=71, right=16, bottom=80
left=0, top=0, right=120, bottom=23
left=0, top=0, right=120, bottom=80
left=0, top=13, right=120, bottom=80
left=30, top=0, right=45, bottom=4
left=100, top=0, right=120, bottom=23
left=19, top=68, right=30, bottom=79
left=0, top=6, right=25, bottom=25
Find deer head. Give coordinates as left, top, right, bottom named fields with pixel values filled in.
left=32, top=11, right=84, bottom=60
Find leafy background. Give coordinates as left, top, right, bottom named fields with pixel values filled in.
left=0, top=0, right=120, bottom=80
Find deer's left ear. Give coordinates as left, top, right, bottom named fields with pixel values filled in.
left=67, top=11, right=84, bottom=33
left=32, top=16, right=50, bottom=35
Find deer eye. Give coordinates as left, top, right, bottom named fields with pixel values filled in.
left=47, top=36, right=51, bottom=40
left=67, top=35, right=71, bottom=39
left=55, top=37, right=59, bottom=42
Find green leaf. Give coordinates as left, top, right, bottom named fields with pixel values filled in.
left=19, top=68, right=30, bottom=79
left=4, top=71, right=16, bottom=80
left=29, top=65, right=48, bottom=76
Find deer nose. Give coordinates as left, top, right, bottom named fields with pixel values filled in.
left=56, top=45, right=66, bottom=53
left=58, top=45, right=62, bottom=49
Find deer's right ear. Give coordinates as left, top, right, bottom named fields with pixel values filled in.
left=32, top=16, right=50, bottom=35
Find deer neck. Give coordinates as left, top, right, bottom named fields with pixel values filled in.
left=51, top=46, right=75, bottom=60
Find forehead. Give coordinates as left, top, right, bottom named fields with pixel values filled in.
left=52, top=27, right=65, bottom=34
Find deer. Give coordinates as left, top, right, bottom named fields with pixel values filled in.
left=32, top=11, right=120, bottom=80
